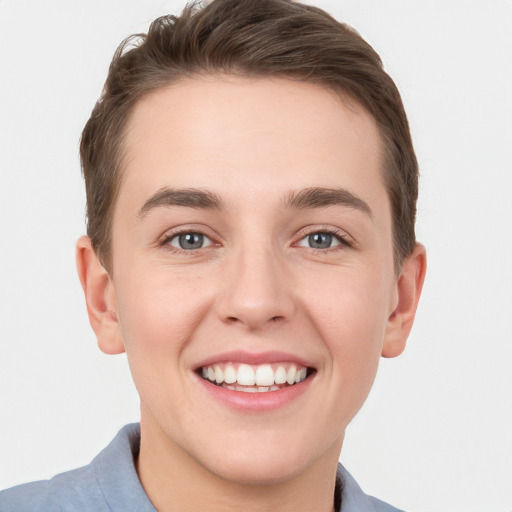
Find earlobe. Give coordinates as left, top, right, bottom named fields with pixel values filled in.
left=76, top=236, right=125, bottom=355
left=382, top=243, right=427, bottom=358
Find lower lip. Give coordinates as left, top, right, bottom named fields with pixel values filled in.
left=194, top=373, right=315, bottom=412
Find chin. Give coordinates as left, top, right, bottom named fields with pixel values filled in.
left=194, top=427, right=336, bottom=487
left=205, top=450, right=311, bottom=486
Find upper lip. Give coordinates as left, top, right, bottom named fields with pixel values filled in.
left=193, top=350, right=316, bottom=370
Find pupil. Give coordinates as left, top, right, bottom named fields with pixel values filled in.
left=179, top=233, right=203, bottom=249
left=309, top=233, right=331, bottom=249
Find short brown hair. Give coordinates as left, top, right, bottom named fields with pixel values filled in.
left=80, top=0, right=418, bottom=273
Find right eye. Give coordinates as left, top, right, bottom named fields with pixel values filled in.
left=167, top=232, right=213, bottom=250
left=300, top=232, right=339, bottom=249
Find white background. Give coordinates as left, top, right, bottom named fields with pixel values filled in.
left=0, top=1, right=511, bottom=511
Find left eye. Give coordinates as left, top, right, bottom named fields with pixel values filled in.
left=168, top=232, right=213, bottom=250
left=297, top=232, right=342, bottom=249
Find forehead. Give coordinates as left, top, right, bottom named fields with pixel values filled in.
left=119, top=76, right=386, bottom=212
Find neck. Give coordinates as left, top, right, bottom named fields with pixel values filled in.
left=136, top=412, right=341, bottom=512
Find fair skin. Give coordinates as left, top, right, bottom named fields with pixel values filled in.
left=77, top=76, right=426, bottom=512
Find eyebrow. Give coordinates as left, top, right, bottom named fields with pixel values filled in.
left=283, top=187, right=373, bottom=217
left=138, top=187, right=225, bottom=219
left=137, top=185, right=373, bottom=219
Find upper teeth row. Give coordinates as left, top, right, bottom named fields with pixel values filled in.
left=202, top=363, right=307, bottom=387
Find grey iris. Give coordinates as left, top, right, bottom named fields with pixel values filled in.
left=309, top=233, right=332, bottom=249
left=179, top=233, right=204, bottom=249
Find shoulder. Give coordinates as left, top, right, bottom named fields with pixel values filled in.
left=0, top=424, right=152, bottom=512
left=0, top=463, right=104, bottom=512
left=337, top=464, right=406, bottom=512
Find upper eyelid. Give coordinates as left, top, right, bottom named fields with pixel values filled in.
left=294, top=225, right=351, bottom=241
left=157, top=224, right=219, bottom=243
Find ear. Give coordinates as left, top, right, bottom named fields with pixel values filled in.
left=76, top=236, right=125, bottom=355
left=382, top=243, right=427, bottom=358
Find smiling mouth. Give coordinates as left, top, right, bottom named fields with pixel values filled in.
left=198, top=362, right=314, bottom=393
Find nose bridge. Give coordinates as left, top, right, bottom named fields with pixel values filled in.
left=216, top=235, right=294, bottom=329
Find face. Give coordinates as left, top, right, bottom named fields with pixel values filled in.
left=108, top=76, right=401, bottom=484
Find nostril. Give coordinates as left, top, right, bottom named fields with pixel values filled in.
left=225, top=315, right=283, bottom=324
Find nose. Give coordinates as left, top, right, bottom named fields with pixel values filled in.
left=215, top=244, right=295, bottom=331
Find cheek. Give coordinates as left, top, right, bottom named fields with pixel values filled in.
left=302, top=264, right=390, bottom=339
left=113, top=266, right=213, bottom=356
left=112, top=267, right=216, bottom=417
left=300, top=267, right=390, bottom=390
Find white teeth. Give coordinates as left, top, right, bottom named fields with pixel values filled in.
left=237, top=364, right=256, bottom=386
left=286, top=365, right=297, bottom=385
left=296, top=367, right=307, bottom=383
left=214, top=365, right=223, bottom=384
left=255, top=364, right=274, bottom=386
left=274, top=366, right=287, bottom=384
left=224, top=365, right=237, bottom=384
left=201, top=362, right=310, bottom=390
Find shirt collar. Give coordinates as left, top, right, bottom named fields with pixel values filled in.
left=92, top=423, right=398, bottom=512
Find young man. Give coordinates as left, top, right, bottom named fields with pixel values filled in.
left=0, top=0, right=426, bottom=510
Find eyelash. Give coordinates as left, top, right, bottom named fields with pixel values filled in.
left=157, top=227, right=217, bottom=254
left=157, top=226, right=352, bottom=254
left=295, top=226, right=353, bottom=253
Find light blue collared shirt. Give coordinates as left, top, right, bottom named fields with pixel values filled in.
left=0, top=423, right=404, bottom=511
